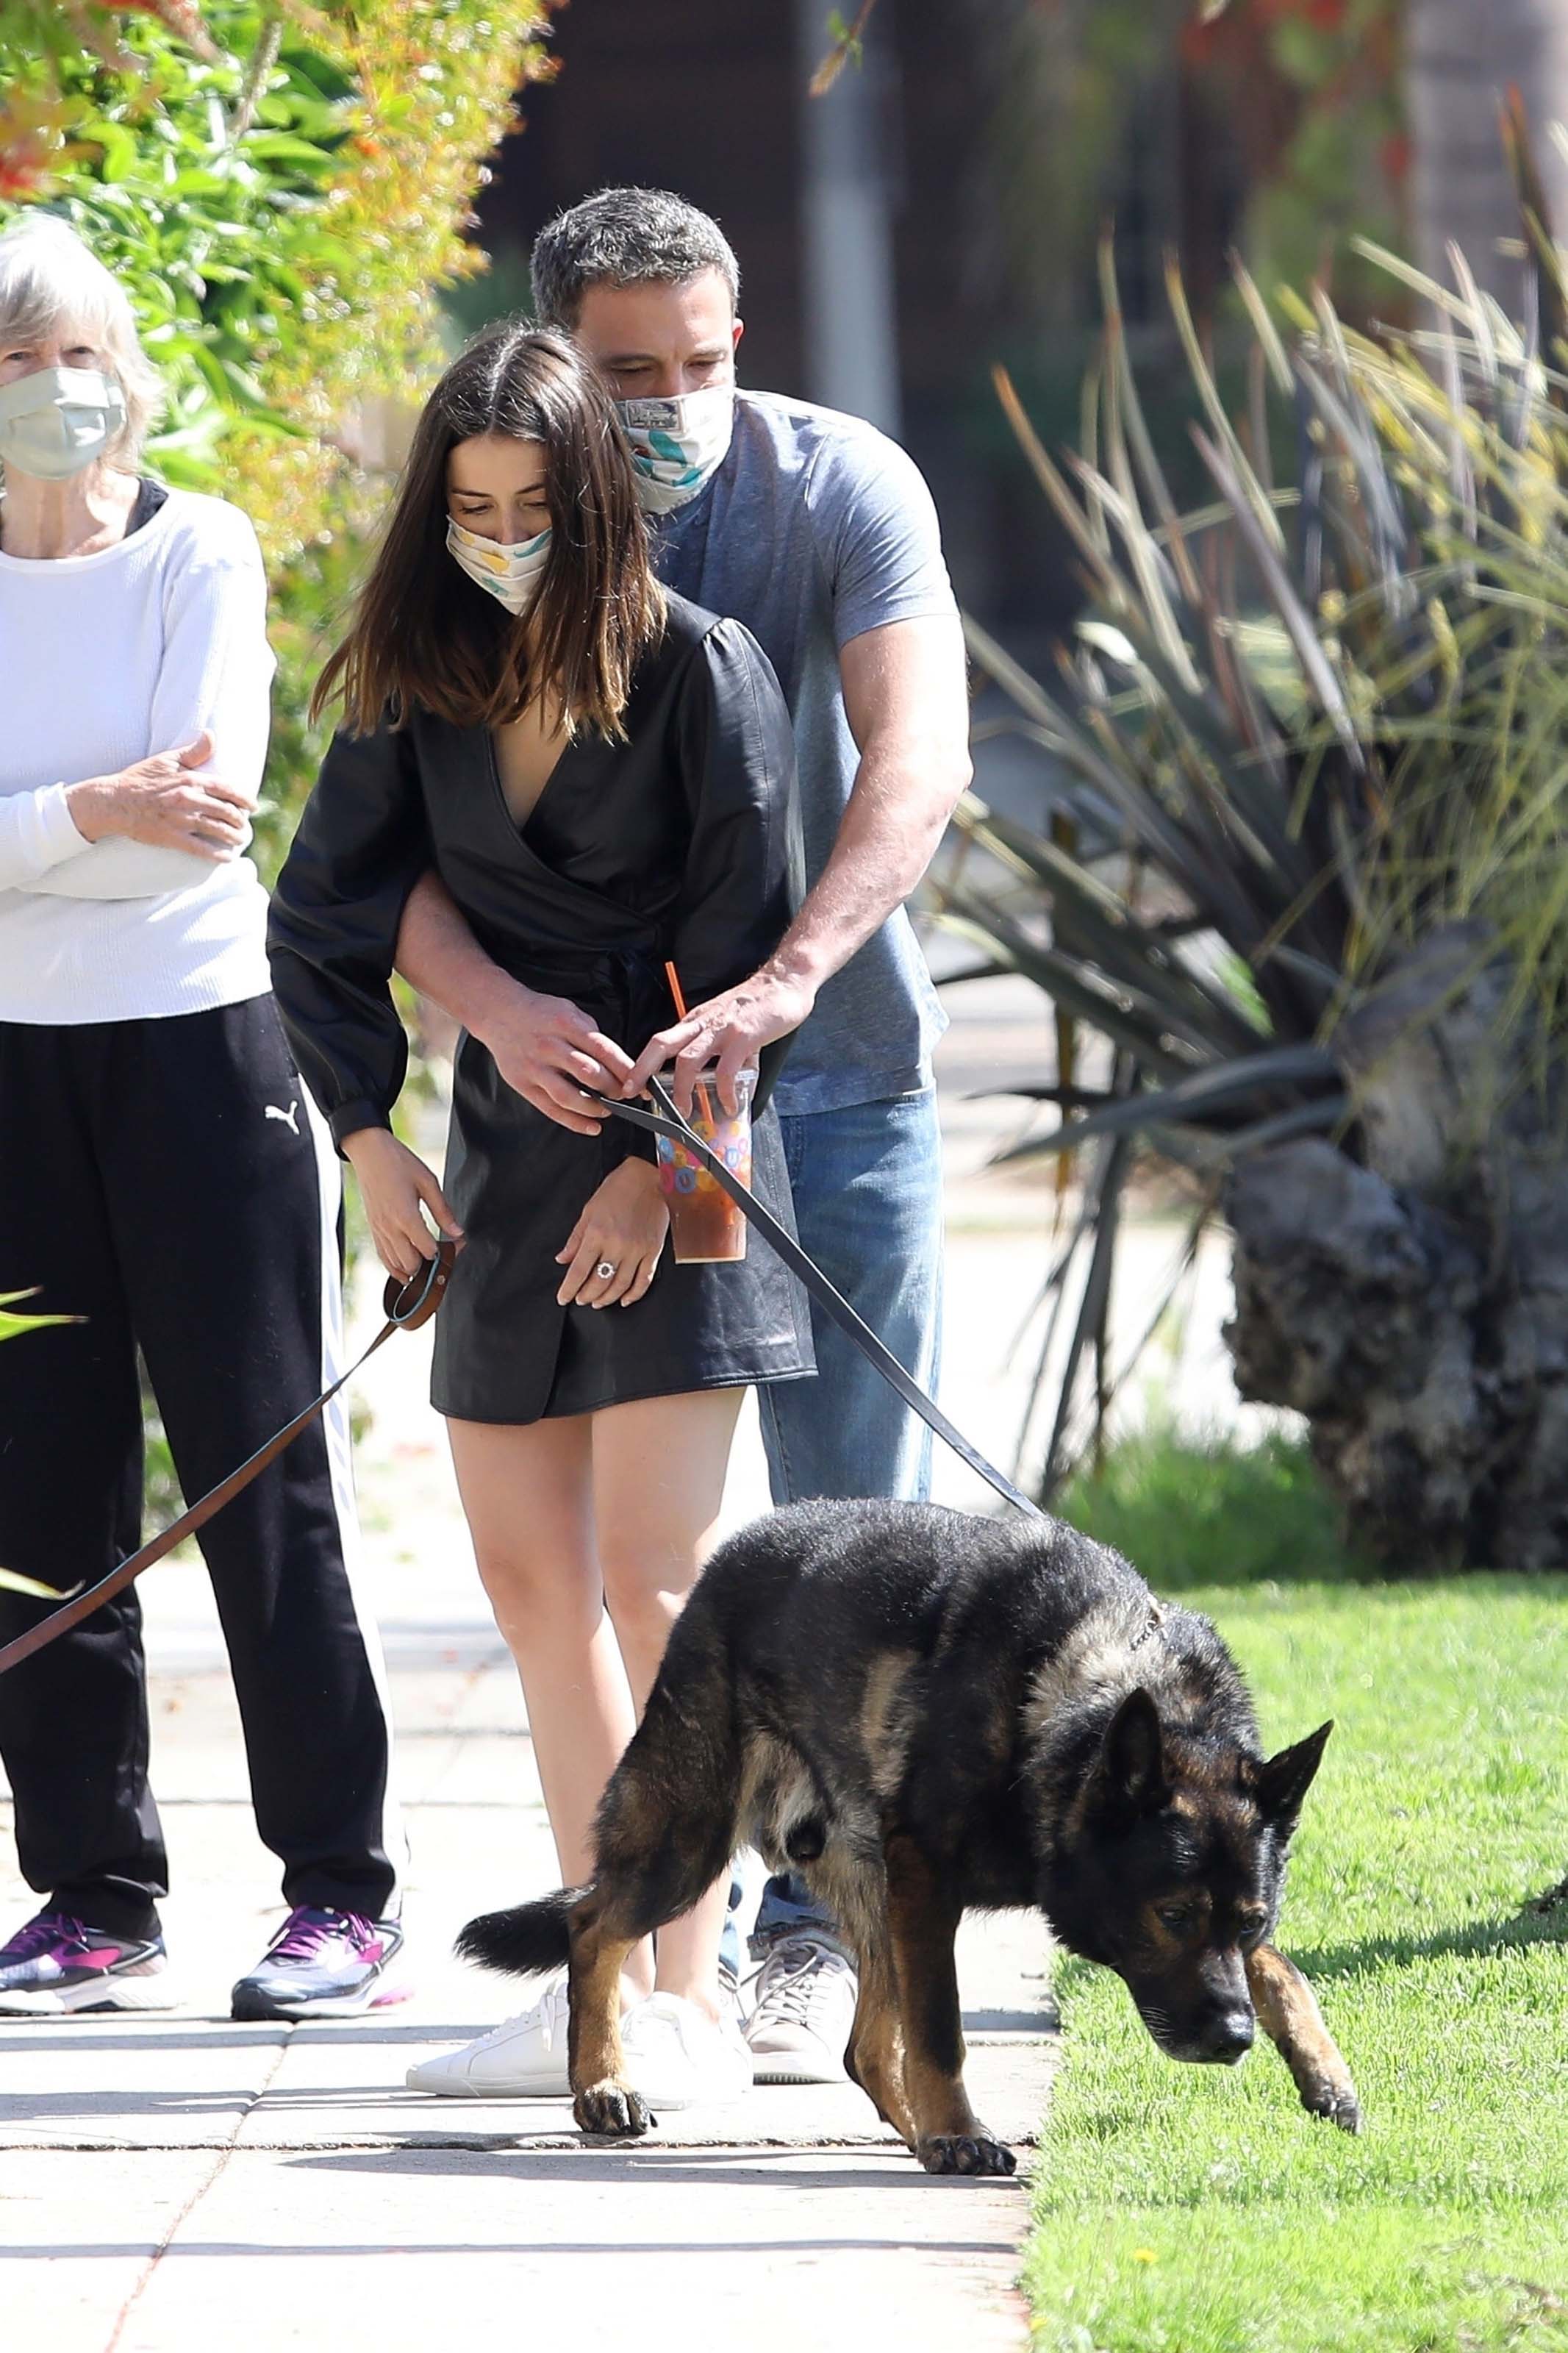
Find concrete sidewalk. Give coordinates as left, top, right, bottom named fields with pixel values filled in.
left=0, top=976, right=1262, bottom=2349
left=0, top=1624, right=1056, bottom=2352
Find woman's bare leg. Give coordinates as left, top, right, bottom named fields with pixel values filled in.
left=591, top=1386, right=745, bottom=2018
left=446, top=1413, right=654, bottom=2001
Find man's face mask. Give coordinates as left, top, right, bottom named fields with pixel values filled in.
left=0, top=365, right=127, bottom=483
left=617, top=385, right=735, bottom=514
left=446, top=516, right=552, bottom=616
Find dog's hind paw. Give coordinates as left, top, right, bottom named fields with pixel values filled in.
left=917, top=2132, right=1017, bottom=2178
left=573, top=2079, right=654, bottom=2138
left=1303, top=2079, right=1362, bottom=2135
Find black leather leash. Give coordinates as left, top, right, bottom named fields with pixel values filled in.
left=606, top=1075, right=1045, bottom=1521
left=0, top=1245, right=457, bottom=1676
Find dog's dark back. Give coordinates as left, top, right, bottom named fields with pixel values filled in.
left=676, top=1499, right=1259, bottom=1910
left=458, top=1496, right=1354, bottom=2154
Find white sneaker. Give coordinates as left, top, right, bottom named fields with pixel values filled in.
left=620, top=1992, right=752, bottom=2110
left=405, top=1972, right=570, bottom=2097
left=743, top=1936, right=856, bottom=2084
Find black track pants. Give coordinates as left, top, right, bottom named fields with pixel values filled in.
left=0, top=998, right=401, bottom=1941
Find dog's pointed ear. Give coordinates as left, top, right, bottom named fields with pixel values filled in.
left=1100, top=1688, right=1168, bottom=1815
left=1256, top=1721, right=1333, bottom=1830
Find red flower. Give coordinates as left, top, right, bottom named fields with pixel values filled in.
left=0, top=91, right=65, bottom=197
left=0, top=156, right=46, bottom=197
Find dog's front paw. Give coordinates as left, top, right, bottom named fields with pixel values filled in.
left=917, top=2131, right=1017, bottom=2177
left=573, top=2079, right=654, bottom=2138
left=1301, top=2077, right=1362, bottom=2135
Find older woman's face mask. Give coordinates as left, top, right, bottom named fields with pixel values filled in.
left=0, top=365, right=126, bottom=482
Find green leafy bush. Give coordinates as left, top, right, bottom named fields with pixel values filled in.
left=1, top=0, right=554, bottom=847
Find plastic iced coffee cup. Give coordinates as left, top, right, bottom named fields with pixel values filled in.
left=654, top=1064, right=755, bottom=1264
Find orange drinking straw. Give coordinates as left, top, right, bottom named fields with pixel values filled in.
left=663, top=961, right=716, bottom=1128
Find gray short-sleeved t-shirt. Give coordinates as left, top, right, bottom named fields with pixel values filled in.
left=649, top=388, right=956, bottom=1115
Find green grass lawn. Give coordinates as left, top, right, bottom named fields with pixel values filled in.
left=1025, top=1438, right=1568, bottom=2353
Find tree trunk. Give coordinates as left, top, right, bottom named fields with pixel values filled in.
left=1223, top=927, right=1568, bottom=1569
left=1405, top=0, right=1568, bottom=307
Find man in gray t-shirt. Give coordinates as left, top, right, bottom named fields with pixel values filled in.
left=395, top=189, right=972, bottom=2095
left=645, top=384, right=956, bottom=1115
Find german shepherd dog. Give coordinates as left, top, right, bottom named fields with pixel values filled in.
left=459, top=1500, right=1361, bottom=2176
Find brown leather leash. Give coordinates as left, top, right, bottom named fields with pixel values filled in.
left=0, top=1239, right=455, bottom=1679
left=0, top=1060, right=1047, bottom=1683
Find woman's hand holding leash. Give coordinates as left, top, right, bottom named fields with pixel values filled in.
left=343, top=1127, right=464, bottom=1281
left=473, top=980, right=638, bottom=1137
left=556, top=1158, right=667, bottom=1308
left=66, top=730, right=256, bottom=862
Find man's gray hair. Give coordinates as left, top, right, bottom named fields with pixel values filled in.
left=0, top=214, right=162, bottom=471
left=531, top=188, right=740, bottom=329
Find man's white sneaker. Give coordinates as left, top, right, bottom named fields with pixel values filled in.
left=620, top=1992, right=752, bottom=2110
left=405, top=1973, right=571, bottom=2097
left=743, top=1935, right=856, bottom=2084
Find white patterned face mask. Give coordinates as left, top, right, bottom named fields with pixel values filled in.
left=445, top=515, right=552, bottom=616
left=617, top=385, right=735, bottom=514
left=0, top=365, right=126, bottom=482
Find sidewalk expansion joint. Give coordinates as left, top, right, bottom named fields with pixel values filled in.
left=101, top=2023, right=297, bottom=2353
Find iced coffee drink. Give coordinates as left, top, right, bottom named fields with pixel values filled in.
left=655, top=1065, right=756, bottom=1264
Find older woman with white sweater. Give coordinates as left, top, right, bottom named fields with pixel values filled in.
left=0, top=215, right=404, bottom=2021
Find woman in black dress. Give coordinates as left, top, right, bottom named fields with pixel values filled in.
left=268, top=327, right=812, bottom=2110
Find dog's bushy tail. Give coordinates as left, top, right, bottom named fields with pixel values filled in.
left=455, top=1885, right=586, bottom=1978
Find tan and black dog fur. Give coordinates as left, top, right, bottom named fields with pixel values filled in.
left=459, top=1499, right=1361, bottom=2175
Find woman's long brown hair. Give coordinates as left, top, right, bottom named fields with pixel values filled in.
left=312, top=325, right=664, bottom=739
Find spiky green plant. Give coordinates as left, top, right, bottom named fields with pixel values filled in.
left=0, top=1287, right=72, bottom=1349
left=935, top=176, right=1568, bottom=1560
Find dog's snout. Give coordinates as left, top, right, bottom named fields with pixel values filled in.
left=1201, top=2009, right=1255, bottom=2063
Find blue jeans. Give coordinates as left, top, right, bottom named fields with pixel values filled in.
left=747, top=1088, right=944, bottom=1957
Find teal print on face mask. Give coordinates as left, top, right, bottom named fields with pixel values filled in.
left=638, top=426, right=705, bottom=490
left=0, top=366, right=127, bottom=484
left=446, top=516, right=552, bottom=616
left=617, top=386, right=735, bottom=515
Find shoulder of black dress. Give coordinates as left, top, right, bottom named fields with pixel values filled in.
left=659, top=585, right=726, bottom=648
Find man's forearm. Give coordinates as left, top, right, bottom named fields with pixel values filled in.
left=396, top=871, right=516, bottom=1035
left=767, top=735, right=970, bottom=997
left=396, top=871, right=634, bottom=1129
left=617, top=721, right=969, bottom=1096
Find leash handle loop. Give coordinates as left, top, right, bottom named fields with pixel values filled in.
left=384, top=1241, right=454, bottom=1332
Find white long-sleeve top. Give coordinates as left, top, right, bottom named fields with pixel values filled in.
left=0, top=485, right=274, bottom=1023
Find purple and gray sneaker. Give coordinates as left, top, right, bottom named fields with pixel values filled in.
left=230, top=1906, right=407, bottom=2021
left=0, top=1907, right=172, bottom=2014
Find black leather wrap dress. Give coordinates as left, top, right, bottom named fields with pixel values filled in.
left=268, top=595, right=815, bottom=1424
